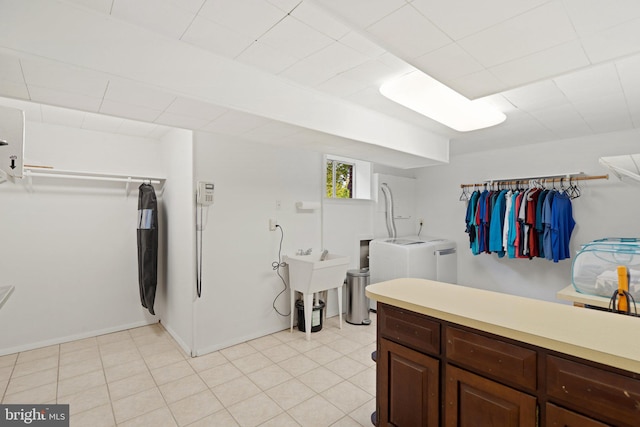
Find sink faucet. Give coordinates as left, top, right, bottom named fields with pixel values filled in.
left=296, top=248, right=313, bottom=255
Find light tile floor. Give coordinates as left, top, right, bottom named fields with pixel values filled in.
left=0, top=314, right=377, bottom=427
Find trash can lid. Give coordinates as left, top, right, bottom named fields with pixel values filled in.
left=347, top=268, right=370, bottom=277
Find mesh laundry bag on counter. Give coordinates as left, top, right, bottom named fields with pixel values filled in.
left=572, top=238, right=640, bottom=299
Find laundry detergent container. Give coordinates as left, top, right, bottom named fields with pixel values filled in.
left=572, top=238, right=640, bottom=299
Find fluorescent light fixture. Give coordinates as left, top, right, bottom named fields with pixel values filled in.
left=380, top=71, right=506, bottom=132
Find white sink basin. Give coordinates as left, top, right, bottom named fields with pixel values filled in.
left=286, top=253, right=350, bottom=294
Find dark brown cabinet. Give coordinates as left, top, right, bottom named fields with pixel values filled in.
left=375, top=302, right=640, bottom=427
left=378, top=337, right=439, bottom=427
left=545, top=403, right=611, bottom=427
left=445, top=365, right=536, bottom=427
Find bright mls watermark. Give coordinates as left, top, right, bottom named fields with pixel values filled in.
left=1, top=405, right=69, bottom=426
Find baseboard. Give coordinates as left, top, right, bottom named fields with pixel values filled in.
left=0, top=320, right=157, bottom=357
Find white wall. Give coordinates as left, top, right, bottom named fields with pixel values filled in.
left=415, top=129, right=640, bottom=302
left=192, top=132, right=323, bottom=354
left=372, top=173, right=418, bottom=239
left=158, top=128, right=195, bottom=354
left=0, top=122, right=165, bottom=355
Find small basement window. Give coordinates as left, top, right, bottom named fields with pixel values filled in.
left=325, top=155, right=371, bottom=200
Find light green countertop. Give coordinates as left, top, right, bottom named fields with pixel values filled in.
left=366, top=278, right=640, bottom=374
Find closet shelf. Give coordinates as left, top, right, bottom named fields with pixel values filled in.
left=23, top=166, right=166, bottom=196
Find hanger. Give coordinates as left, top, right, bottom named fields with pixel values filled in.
left=459, top=185, right=470, bottom=202
left=569, top=176, right=581, bottom=199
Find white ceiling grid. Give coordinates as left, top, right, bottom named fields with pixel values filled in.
left=0, top=0, right=639, bottom=165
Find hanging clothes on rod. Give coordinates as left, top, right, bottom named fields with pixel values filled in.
left=462, top=174, right=607, bottom=262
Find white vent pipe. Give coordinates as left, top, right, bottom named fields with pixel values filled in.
left=381, top=183, right=397, bottom=239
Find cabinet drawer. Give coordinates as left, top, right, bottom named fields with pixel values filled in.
left=445, top=364, right=536, bottom=427
left=546, top=355, right=640, bottom=427
left=546, top=403, right=611, bottom=427
left=379, top=304, right=440, bottom=355
left=446, top=326, right=537, bottom=391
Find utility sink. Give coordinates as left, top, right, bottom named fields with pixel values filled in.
left=286, top=253, right=350, bottom=341
left=285, top=253, right=350, bottom=294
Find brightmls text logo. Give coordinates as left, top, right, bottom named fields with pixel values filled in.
left=1, top=405, right=69, bottom=426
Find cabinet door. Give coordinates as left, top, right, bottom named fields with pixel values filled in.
left=445, top=365, right=536, bottom=427
left=378, top=337, right=439, bottom=427
left=546, top=403, right=611, bottom=427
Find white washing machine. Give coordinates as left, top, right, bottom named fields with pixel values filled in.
left=368, top=236, right=457, bottom=309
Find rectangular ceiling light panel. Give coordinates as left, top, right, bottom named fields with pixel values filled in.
left=380, top=71, right=506, bottom=132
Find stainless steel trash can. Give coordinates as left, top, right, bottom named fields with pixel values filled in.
left=345, top=269, right=371, bottom=325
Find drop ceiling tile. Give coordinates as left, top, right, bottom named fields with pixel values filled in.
left=154, top=111, right=210, bottom=129
left=563, top=0, right=640, bottom=36
left=553, top=63, right=623, bottom=104
left=259, top=15, right=334, bottom=60
left=99, top=99, right=163, bottom=122
left=40, top=104, right=85, bottom=128
left=489, top=39, right=590, bottom=89
left=413, top=43, right=484, bottom=82
left=339, top=32, right=386, bottom=58
left=313, top=0, right=406, bottom=29
left=366, top=4, right=451, bottom=59
left=280, top=41, right=369, bottom=87
left=65, top=0, right=113, bottom=14
left=581, top=109, right=634, bottom=134
left=81, top=113, right=125, bottom=133
left=236, top=41, right=300, bottom=74
left=447, top=70, right=508, bottom=100
left=338, top=59, right=402, bottom=87
left=198, top=0, right=286, bottom=41
left=28, top=86, right=102, bottom=112
left=0, top=55, right=25, bottom=83
left=169, top=0, right=207, bottom=14
left=0, top=80, right=30, bottom=100
left=181, top=15, right=254, bottom=58
left=377, top=53, right=416, bottom=76
left=21, top=59, right=109, bottom=99
left=458, top=1, right=577, bottom=68
left=201, top=111, right=270, bottom=135
left=292, top=1, right=350, bottom=40
left=502, top=80, right=569, bottom=111
left=111, top=0, right=197, bottom=39
left=411, top=0, right=549, bottom=40
left=267, top=0, right=301, bottom=13
left=581, top=17, right=640, bottom=64
left=572, top=93, right=629, bottom=119
left=165, top=97, right=228, bottom=121
left=104, top=80, right=176, bottom=111
left=616, top=55, right=640, bottom=103
left=478, top=94, right=516, bottom=114
left=528, top=103, right=589, bottom=131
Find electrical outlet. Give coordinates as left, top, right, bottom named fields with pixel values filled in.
left=269, top=219, right=277, bottom=231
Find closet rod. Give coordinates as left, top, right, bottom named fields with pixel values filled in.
left=459, top=173, right=609, bottom=189
left=23, top=166, right=165, bottom=196
left=24, top=167, right=164, bottom=184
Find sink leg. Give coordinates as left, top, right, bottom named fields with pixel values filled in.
left=304, top=293, right=313, bottom=341
left=290, top=288, right=295, bottom=333
left=337, top=285, right=343, bottom=330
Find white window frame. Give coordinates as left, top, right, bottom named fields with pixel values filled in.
left=325, top=155, right=372, bottom=200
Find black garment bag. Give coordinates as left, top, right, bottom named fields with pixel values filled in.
left=137, top=183, right=158, bottom=315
